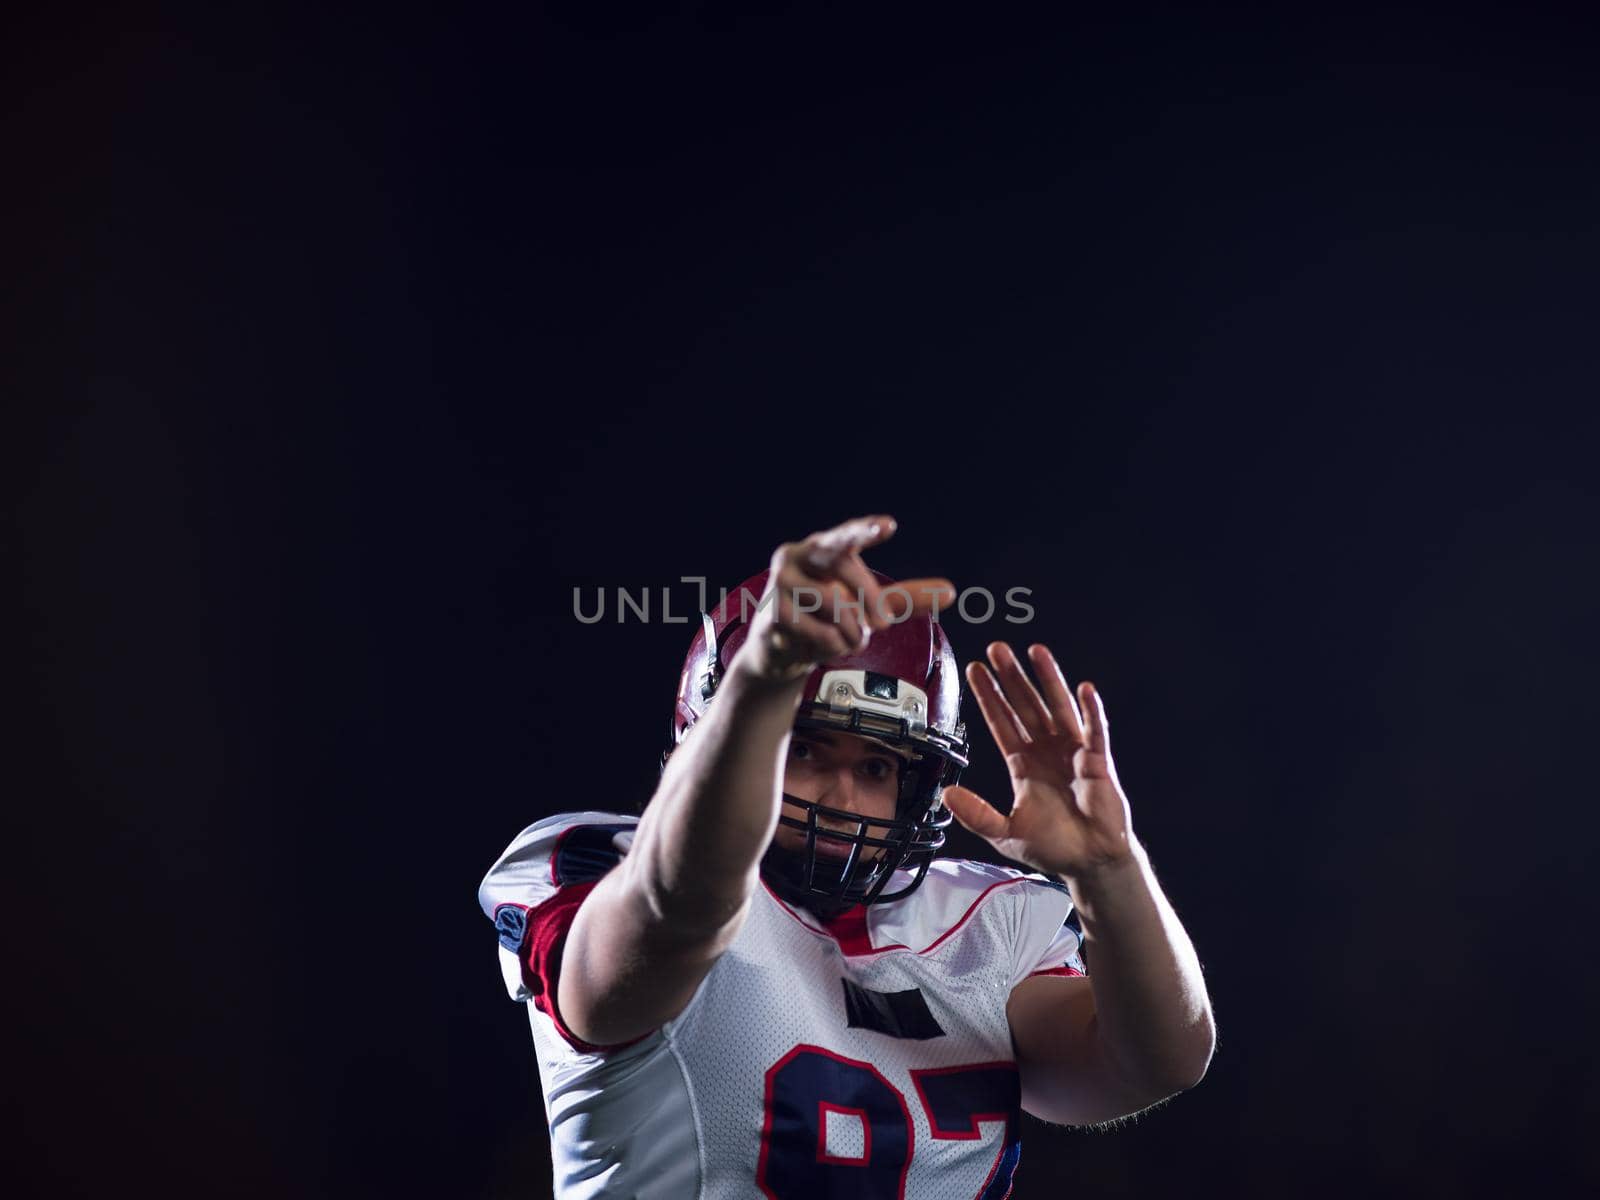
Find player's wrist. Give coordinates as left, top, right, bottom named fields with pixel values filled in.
left=725, top=650, right=816, bottom=693
left=1049, top=838, right=1148, bottom=891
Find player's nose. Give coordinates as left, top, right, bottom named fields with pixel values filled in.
left=815, top=766, right=867, bottom=817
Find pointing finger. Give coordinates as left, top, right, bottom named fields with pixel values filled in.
left=802, top=514, right=897, bottom=572
left=874, top=577, right=956, bottom=624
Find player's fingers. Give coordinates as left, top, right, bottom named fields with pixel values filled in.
left=941, top=784, right=1011, bottom=842
left=820, top=581, right=870, bottom=651
left=776, top=591, right=856, bottom=658
left=774, top=568, right=870, bottom=650
left=1027, top=644, right=1086, bottom=745
left=777, top=610, right=853, bottom=662
left=986, top=642, right=1055, bottom=741
left=827, top=550, right=886, bottom=630
left=1079, top=682, right=1110, bottom=756
left=801, top=514, right=897, bottom=572
left=965, top=660, right=1029, bottom=757
left=873, top=577, right=956, bottom=624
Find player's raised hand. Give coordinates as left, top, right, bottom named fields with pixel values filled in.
left=941, top=642, right=1136, bottom=880
left=737, top=515, right=955, bottom=683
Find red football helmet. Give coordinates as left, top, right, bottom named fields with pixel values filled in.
left=667, top=569, right=969, bottom=910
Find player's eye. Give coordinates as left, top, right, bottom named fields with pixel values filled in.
left=789, top=740, right=814, bottom=761
left=861, top=758, right=894, bottom=780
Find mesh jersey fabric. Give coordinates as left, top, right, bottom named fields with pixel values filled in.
left=479, top=811, right=1088, bottom=1199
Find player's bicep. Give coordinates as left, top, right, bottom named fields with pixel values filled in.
left=556, top=859, right=747, bottom=1049
left=1007, top=974, right=1166, bottom=1127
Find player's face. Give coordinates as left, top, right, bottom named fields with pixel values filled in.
left=774, top=730, right=903, bottom=861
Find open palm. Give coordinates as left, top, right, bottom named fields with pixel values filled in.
left=942, top=642, right=1136, bottom=880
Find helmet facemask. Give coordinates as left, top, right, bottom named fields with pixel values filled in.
left=667, top=574, right=970, bottom=915
left=758, top=682, right=966, bottom=915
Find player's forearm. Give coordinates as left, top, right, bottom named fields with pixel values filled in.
left=1062, top=840, right=1215, bottom=1095
left=623, top=660, right=807, bottom=937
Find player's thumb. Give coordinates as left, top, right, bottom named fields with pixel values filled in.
left=941, top=785, right=1009, bottom=842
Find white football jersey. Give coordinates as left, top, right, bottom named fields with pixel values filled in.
left=479, top=811, right=1087, bottom=1200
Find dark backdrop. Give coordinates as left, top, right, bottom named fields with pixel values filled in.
left=13, top=3, right=1599, bottom=1197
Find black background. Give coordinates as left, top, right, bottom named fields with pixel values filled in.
left=13, top=3, right=1600, bottom=1196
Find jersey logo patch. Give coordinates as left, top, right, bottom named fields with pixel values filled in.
left=840, top=978, right=946, bottom=1040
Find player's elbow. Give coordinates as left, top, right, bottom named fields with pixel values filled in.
left=1144, top=1016, right=1216, bottom=1096
left=1186, top=1009, right=1218, bottom=1087
left=1154, top=1055, right=1210, bottom=1098
left=1093, top=1011, right=1215, bottom=1107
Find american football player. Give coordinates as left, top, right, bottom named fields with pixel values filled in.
left=479, top=515, right=1215, bottom=1197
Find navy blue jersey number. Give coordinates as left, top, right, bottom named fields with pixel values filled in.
left=910, top=1063, right=1021, bottom=1200
left=758, top=1046, right=912, bottom=1199
left=758, top=1050, right=1022, bottom=1200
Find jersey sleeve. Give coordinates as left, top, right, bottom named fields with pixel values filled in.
left=1009, top=875, right=1088, bottom=989
left=476, top=811, right=640, bottom=1052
